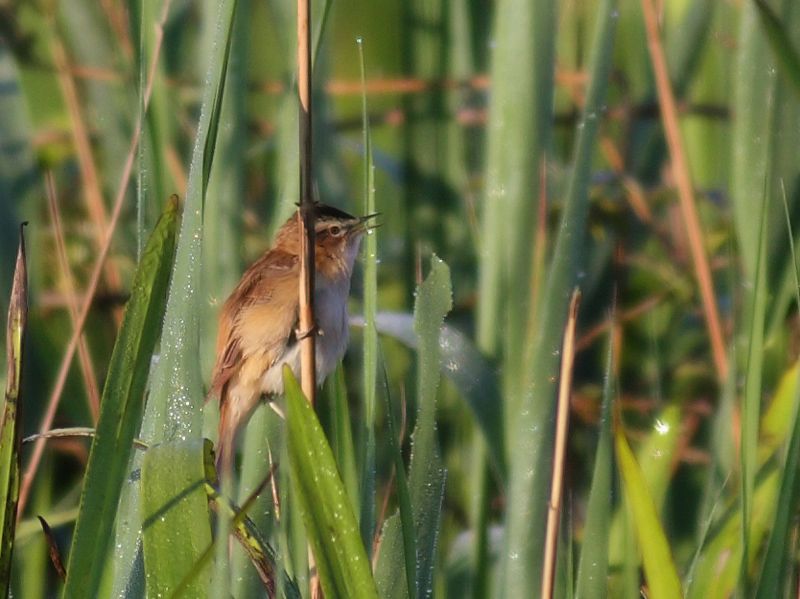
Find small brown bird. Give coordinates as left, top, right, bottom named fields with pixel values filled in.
left=211, top=204, right=374, bottom=468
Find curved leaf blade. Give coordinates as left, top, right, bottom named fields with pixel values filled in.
left=615, top=427, right=682, bottom=599
left=284, top=367, right=378, bottom=599
left=0, top=226, right=27, bottom=596
left=63, top=197, right=179, bottom=598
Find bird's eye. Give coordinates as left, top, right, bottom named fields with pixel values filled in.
left=329, top=225, right=343, bottom=237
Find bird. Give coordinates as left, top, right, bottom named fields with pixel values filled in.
left=210, top=203, right=375, bottom=471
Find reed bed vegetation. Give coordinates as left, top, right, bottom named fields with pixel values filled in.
left=2, top=0, right=800, bottom=597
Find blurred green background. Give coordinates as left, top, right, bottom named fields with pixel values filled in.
left=2, top=0, right=800, bottom=596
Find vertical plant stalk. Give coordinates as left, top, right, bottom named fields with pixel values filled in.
left=640, top=0, right=729, bottom=382
left=45, top=174, right=101, bottom=420
left=357, top=37, right=379, bottom=556
left=541, top=289, right=580, bottom=599
left=296, top=0, right=318, bottom=596
left=297, top=0, right=316, bottom=405
left=0, top=225, right=27, bottom=595
left=17, top=0, right=172, bottom=516
left=499, top=1, right=615, bottom=594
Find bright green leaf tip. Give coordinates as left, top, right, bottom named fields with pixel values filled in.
left=283, top=366, right=379, bottom=599
left=615, top=427, right=682, bottom=599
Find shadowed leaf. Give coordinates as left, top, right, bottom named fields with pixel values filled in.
left=0, top=225, right=27, bottom=596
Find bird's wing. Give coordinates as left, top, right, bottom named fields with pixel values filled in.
left=210, top=249, right=299, bottom=398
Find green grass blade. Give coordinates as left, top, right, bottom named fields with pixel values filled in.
left=376, top=257, right=452, bottom=598
left=201, top=0, right=249, bottom=592
left=326, top=365, right=359, bottom=517
left=140, top=0, right=238, bottom=444
left=369, top=312, right=505, bottom=480
left=740, top=186, right=768, bottom=593
left=408, top=256, right=452, bottom=596
left=63, top=198, right=178, bottom=598
left=754, top=377, right=800, bottom=597
left=283, top=366, right=378, bottom=599
left=732, top=1, right=776, bottom=282
left=136, top=0, right=178, bottom=252
left=0, top=226, right=27, bottom=596
left=282, top=448, right=309, bottom=594
left=476, top=0, right=555, bottom=363
left=686, top=466, right=780, bottom=599
left=755, top=194, right=800, bottom=597
left=500, top=1, right=616, bottom=595
left=140, top=439, right=214, bottom=597
left=381, top=362, right=417, bottom=599
left=575, top=334, right=615, bottom=599
left=615, top=427, right=682, bottom=599
left=687, top=362, right=800, bottom=597
left=358, top=37, right=379, bottom=557
left=608, top=405, right=682, bottom=568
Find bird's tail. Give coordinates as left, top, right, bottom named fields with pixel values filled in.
left=216, top=390, right=238, bottom=477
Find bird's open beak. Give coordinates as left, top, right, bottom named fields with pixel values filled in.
left=351, top=212, right=381, bottom=234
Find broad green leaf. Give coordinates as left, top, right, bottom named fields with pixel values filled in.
left=615, top=427, right=682, bottom=599
left=63, top=197, right=178, bottom=598
left=376, top=256, right=452, bottom=599
left=141, top=439, right=214, bottom=597
left=0, top=226, right=27, bottom=596
left=500, top=0, right=616, bottom=595
left=284, top=367, right=378, bottom=599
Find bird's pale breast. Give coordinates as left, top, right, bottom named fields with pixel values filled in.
left=258, top=270, right=351, bottom=394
